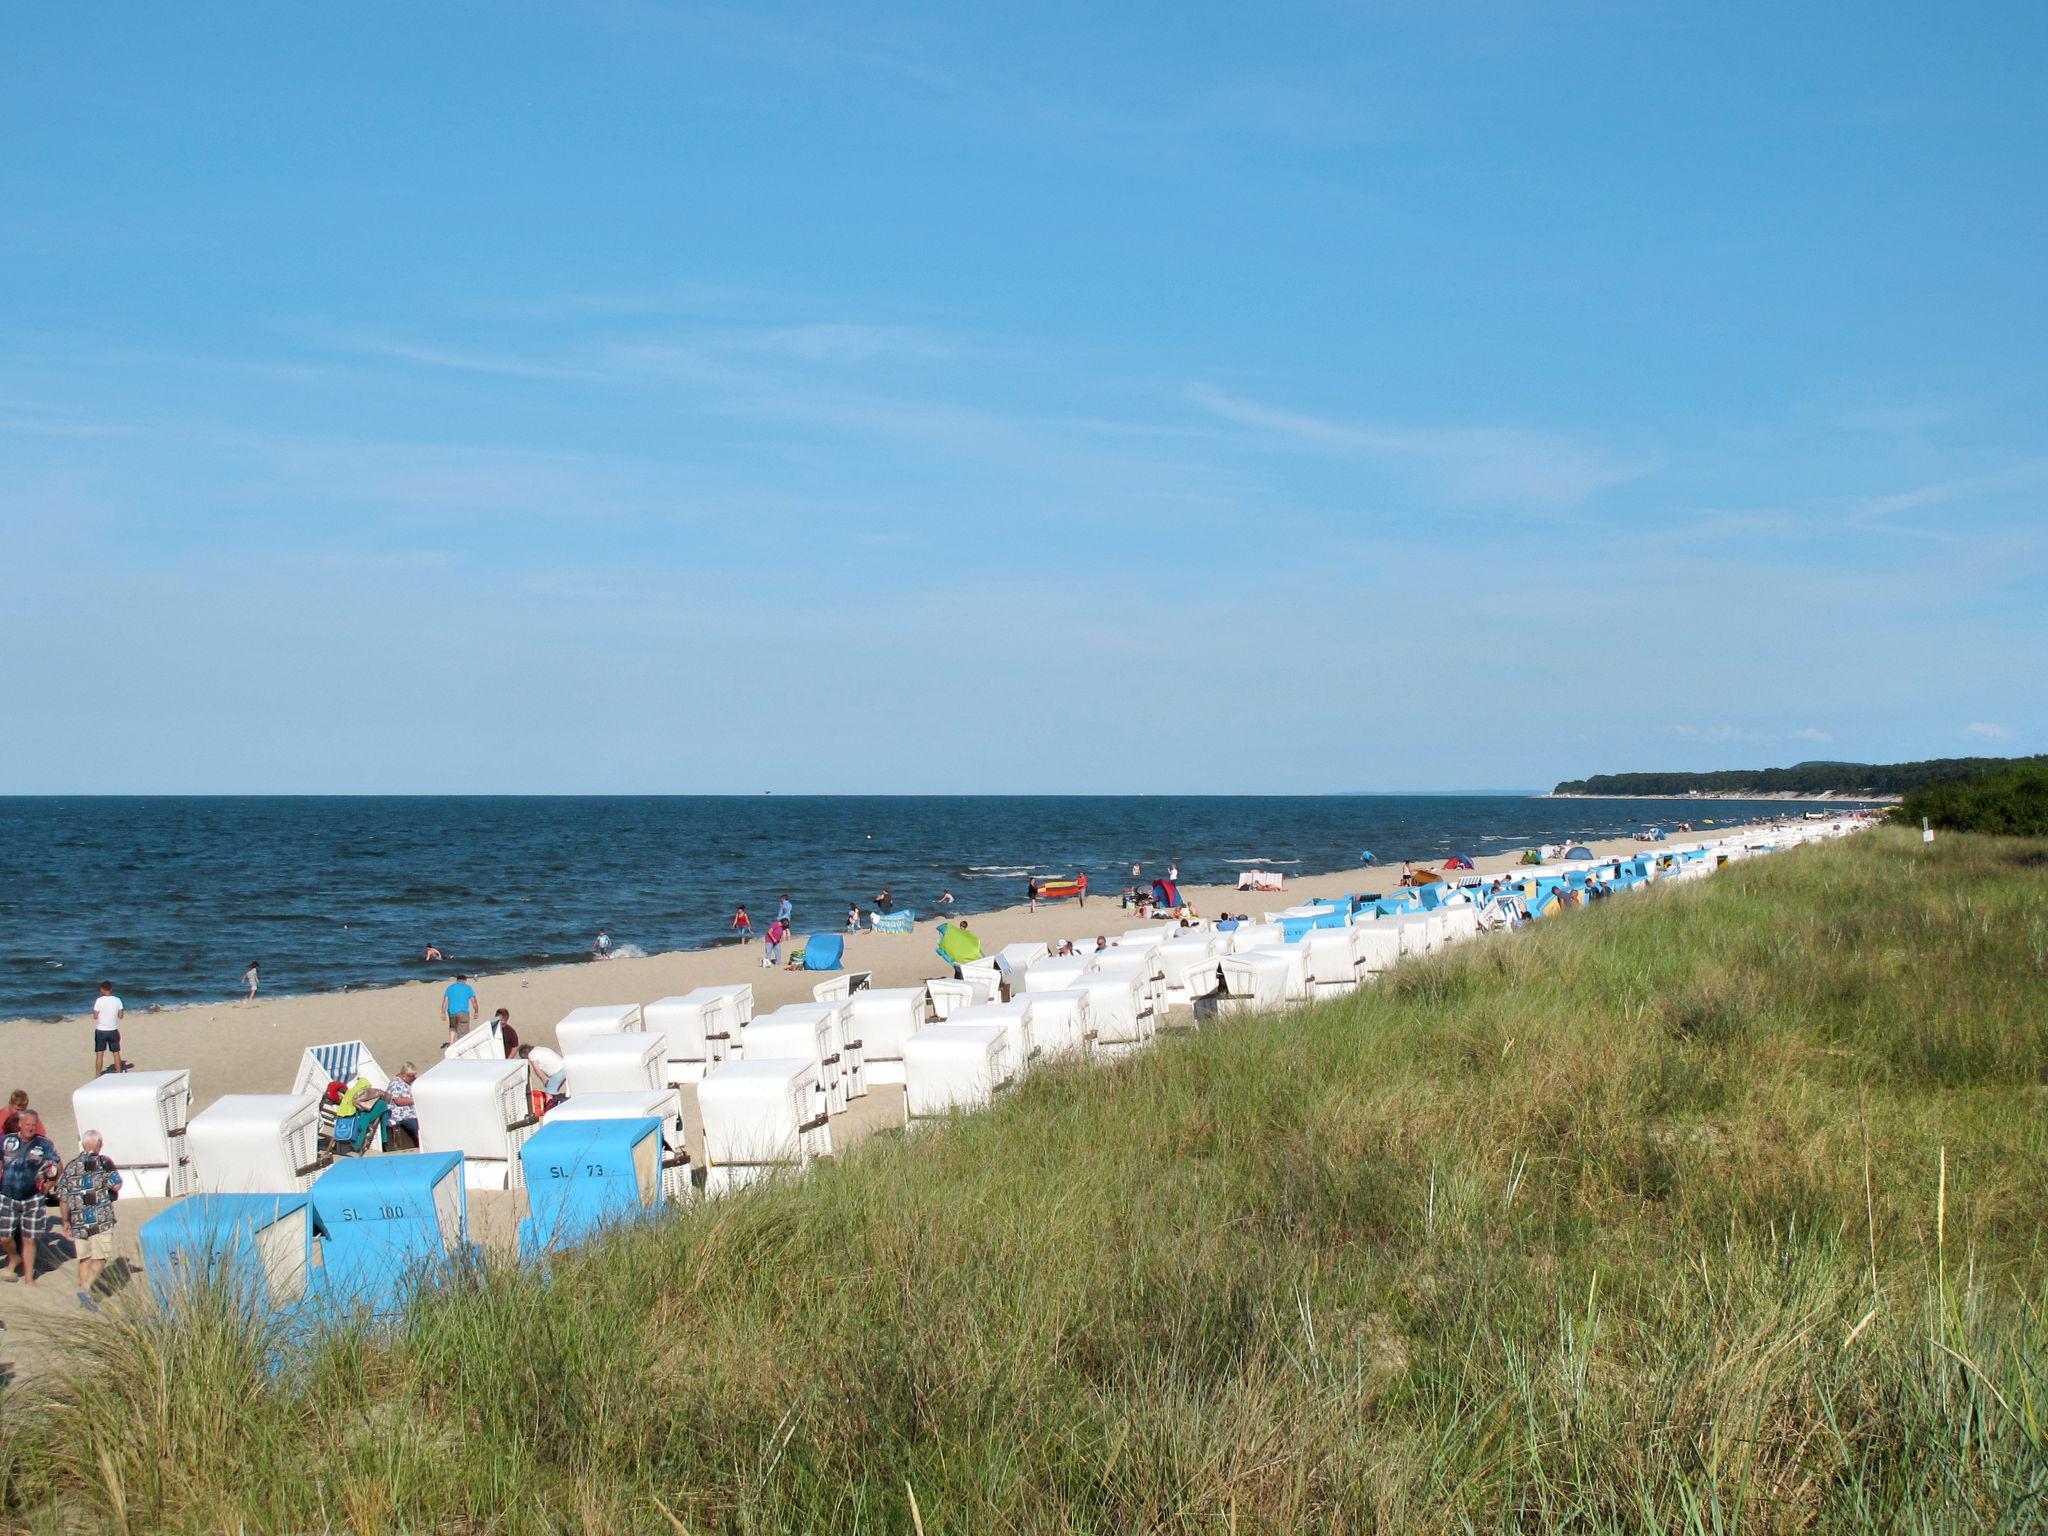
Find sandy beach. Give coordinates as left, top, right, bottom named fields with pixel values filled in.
left=0, top=825, right=1777, bottom=1373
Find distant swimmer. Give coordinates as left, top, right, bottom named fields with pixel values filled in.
left=241, top=960, right=260, bottom=1004
left=936, top=891, right=955, bottom=906
left=591, top=928, right=612, bottom=960
left=423, top=943, right=444, bottom=962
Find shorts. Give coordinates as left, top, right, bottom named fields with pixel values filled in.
left=95, top=1028, right=121, bottom=1053
left=447, top=1012, right=472, bottom=1032
left=1, top=1195, right=48, bottom=1240
left=76, top=1229, right=114, bottom=1261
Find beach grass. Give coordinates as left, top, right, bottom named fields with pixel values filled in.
left=3, top=826, right=2045, bottom=1532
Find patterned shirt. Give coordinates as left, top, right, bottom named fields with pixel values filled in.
left=56, top=1152, right=123, bottom=1235
left=1, top=1133, right=59, bottom=1199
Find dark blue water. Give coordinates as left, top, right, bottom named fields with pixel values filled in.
left=0, top=795, right=1855, bottom=1020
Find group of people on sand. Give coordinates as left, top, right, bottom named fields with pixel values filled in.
left=1, top=1088, right=124, bottom=1307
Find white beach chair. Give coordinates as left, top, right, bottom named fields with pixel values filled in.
left=925, top=977, right=992, bottom=1020
left=561, top=1031, right=669, bottom=1096
left=645, top=984, right=753, bottom=1083
left=1154, top=936, right=1222, bottom=1015
left=1018, top=988, right=1092, bottom=1058
left=554, top=1003, right=646, bottom=1055
left=1215, top=951, right=1293, bottom=1013
left=186, top=1093, right=327, bottom=1194
left=1350, top=924, right=1403, bottom=975
left=742, top=1004, right=859, bottom=1115
left=810, top=971, right=874, bottom=1003
left=73, top=1069, right=195, bottom=1198
left=958, top=958, right=1004, bottom=999
left=901, top=1024, right=1012, bottom=1127
left=290, top=1040, right=391, bottom=1098
left=841, top=987, right=930, bottom=1085
left=411, top=1057, right=538, bottom=1191
left=1301, top=928, right=1365, bottom=996
left=994, top=943, right=1049, bottom=1000
left=443, top=1019, right=507, bottom=1062
left=766, top=1000, right=864, bottom=1105
left=1238, top=945, right=1309, bottom=1002
left=697, top=1058, right=831, bottom=1196
left=1022, top=954, right=1092, bottom=992
left=1071, top=967, right=1152, bottom=1055
left=942, top=1001, right=1039, bottom=1078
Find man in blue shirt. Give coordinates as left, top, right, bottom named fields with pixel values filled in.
left=776, top=894, right=793, bottom=926
left=2, top=1110, right=61, bottom=1285
left=442, top=974, right=479, bottom=1045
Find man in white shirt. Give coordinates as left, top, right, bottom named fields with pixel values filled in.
left=90, top=982, right=126, bottom=1076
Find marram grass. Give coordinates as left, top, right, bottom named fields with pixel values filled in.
left=4, top=827, right=2045, bottom=1533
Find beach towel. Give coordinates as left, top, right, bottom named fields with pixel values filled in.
left=937, top=924, right=984, bottom=964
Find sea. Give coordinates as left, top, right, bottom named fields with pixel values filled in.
left=0, top=794, right=1863, bottom=1022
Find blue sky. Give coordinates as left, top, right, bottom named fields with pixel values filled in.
left=3, top=2, right=2042, bottom=793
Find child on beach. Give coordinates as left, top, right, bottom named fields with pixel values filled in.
left=731, top=905, right=753, bottom=940
left=241, top=960, right=259, bottom=1004
left=846, top=903, right=862, bottom=932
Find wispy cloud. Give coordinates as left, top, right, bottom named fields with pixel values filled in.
left=1185, top=383, right=1655, bottom=508
left=1845, top=460, right=2048, bottom=523
left=1965, top=721, right=2015, bottom=741
left=1793, top=727, right=1835, bottom=743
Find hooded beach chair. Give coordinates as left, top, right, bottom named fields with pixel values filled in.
left=518, top=1117, right=665, bottom=1259
left=187, top=1094, right=328, bottom=1194
left=411, top=1057, right=539, bottom=1191
left=544, top=1093, right=691, bottom=1198
left=140, top=1193, right=314, bottom=1314
left=290, top=1041, right=391, bottom=1100
left=646, top=985, right=752, bottom=1082
left=554, top=1004, right=646, bottom=1055
left=697, top=1058, right=832, bottom=1195
left=73, top=1069, right=195, bottom=1198
left=308, top=1152, right=470, bottom=1316
left=901, top=1023, right=1012, bottom=1127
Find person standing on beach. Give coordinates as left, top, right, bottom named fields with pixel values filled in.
left=56, top=1130, right=121, bottom=1309
left=846, top=902, right=862, bottom=932
left=90, top=982, right=126, bottom=1076
left=241, top=960, right=260, bottom=1004
left=776, top=894, right=793, bottom=926
left=1, top=1111, right=60, bottom=1285
left=1027, top=877, right=1039, bottom=911
left=731, top=905, right=753, bottom=941
left=1077, top=872, right=1088, bottom=908
left=442, top=973, right=478, bottom=1045
left=591, top=928, right=612, bottom=960
left=1168, top=862, right=1179, bottom=883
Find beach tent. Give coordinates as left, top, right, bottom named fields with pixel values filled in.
left=308, top=1152, right=469, bottom=1316
left=1563, top=846, right=1595, bottom=860
left=1443, top=854, right=1475, bottom=870
left=936, top=923, right=983, bottom=965
left=1151, top=878, right=1182, bottom=910
left=803, top=932, right=846, bottom=971
left=518, top=1117, right=664, bottom=1260
left=1519, top=848, right=1544, bottom=865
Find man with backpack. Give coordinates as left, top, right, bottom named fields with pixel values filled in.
left=57, top=1130, right=123, bottom=1308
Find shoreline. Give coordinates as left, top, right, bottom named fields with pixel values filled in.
left=0, top=820, right=1844, bottom=1148
left=0, top=817, right=1805, bottom=1034
left=1543, top=792, right=1899, bottom=803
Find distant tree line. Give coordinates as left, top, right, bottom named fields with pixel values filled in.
left=1900, top=762, right=2048, bottom=836
left=1553, top=756, right=2048, bottom=797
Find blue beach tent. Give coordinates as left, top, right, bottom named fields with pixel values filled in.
left=518, top=1117, right=664, bottom=1261
left=307, top=1152, right=470, bottom=1316
left=139, top=1193, right=315, bottom=1313
left=803, top=932, right=846, bottom=971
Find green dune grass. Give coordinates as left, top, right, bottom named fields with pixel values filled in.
left=4, top=827, right=2045, bottom=1533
